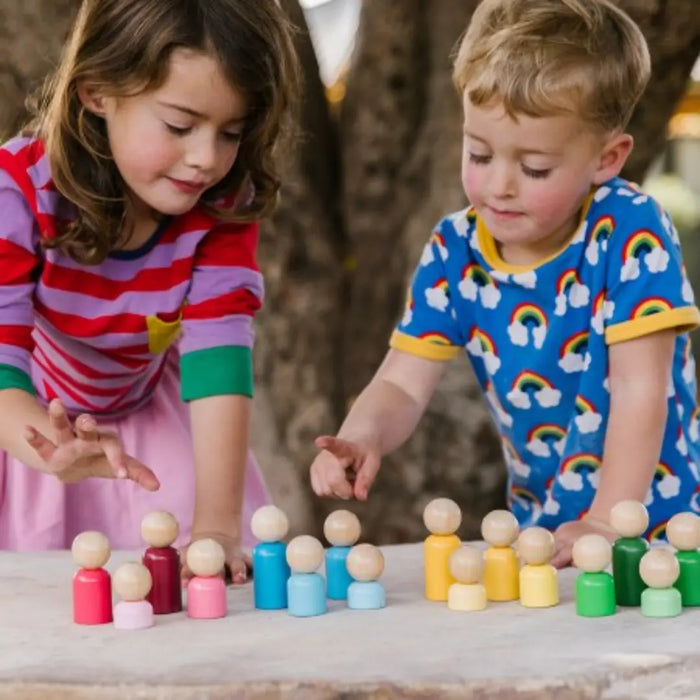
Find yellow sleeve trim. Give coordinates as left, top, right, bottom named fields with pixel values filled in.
left=605, top=306, right=700, bottom=345
left=389, top=330, right=460, bottom=361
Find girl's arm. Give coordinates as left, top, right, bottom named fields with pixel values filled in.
left=187, top=393, right=251, bottom=582
left=551, top=329, right=675, bottom=566
left=0, top=388, right=55, bottom=469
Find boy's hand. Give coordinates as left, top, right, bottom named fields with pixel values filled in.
left=310, top=435, right=381, bottom=501
left=551, top=515, right=618, bottom=568
left=180, top=532, right=252, bottom=586
left=24, top=398, right=159, bottom=490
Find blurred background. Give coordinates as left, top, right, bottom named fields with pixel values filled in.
left=1, top=0, right=699, bottom=544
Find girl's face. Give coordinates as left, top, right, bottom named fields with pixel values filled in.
left=85, top=48, right=247, bottom=229
left=461, top=95, right=618, bottom=266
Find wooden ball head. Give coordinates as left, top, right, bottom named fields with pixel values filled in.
left=113, top=562, right=153, bottom=601
left=186, top=539, right=225, bottom=577
left=141, top=511, right=179, bottom=548
left=517, top=527, right=554, bottom=566
left=423, top=498, right=462, bottom=536
left=449, top=546, right=484, bottom=584
left=481, top=510, right=519, bottom=547
left=346, top=544, right=384, bottom=582
left=609, top=500, right=649, bottom=538
left=286, top=535, right=324, bottom=573
left=666, top=512, right=700, bottom=551
left=323, top=510, right=361, bottom=547
left=71, top=531, right=110, bottom=569
left=639, top=548, right=680, bottom=589
left=571, top=534, right=612, bottom=573
left=251, top=505, right=289, bottom=542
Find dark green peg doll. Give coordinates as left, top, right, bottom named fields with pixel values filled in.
left=667, top=512, right=700, bottom=607
left=610, top=500, right=649, bottom=606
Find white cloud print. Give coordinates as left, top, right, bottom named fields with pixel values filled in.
left=555, top=282, right=590, bottom=317
left=592, top=300, right=615, bottom=335
left=558, top=472, right=584, bottom=491
left=512, top=271, right=537, bottom=289
left=458, top=278, right=501, bottom=309
left=559, top=351, right=591, bottom=373
left=507, top=321, right=546, bottom=349
left=425, top=287, right=449, bottom=312
left=620, top=257, right=640, bottom=281
left=526, top=438, right=551, bottom=457
left=645, top=247, right=669, bottom=274
left=657, top=474, right=681, bottom=499
left=575, top=412, right=602, bottom=434
left=401, top=307, right=413, bottom=327
left=486, top=385, right=513, bottom=428
left=420, top=244, right=435, bottom=266
left=507, top=386, right=561, bottom=409
left=465, top=337, right=501, bottom=374
left=677, top=431, right=688, bottom=456
left=543, top=496, right=560, bottom=515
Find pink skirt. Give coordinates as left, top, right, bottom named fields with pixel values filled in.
left=0, top=352, right=270, bottom=551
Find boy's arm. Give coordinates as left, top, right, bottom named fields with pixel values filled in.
left=187, top=393, right=251, bottom=583
left=552, top=329, right=674, bottom=566
left=311, top=348, right=447, bottom=500
left=588, top=329, right=674, bottom=517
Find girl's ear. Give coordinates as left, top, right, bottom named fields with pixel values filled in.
left=592, top=132, right=634, bottom=185
left=77, top=81, right=107, bottom=117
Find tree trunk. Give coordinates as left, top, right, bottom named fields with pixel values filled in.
left=1, top=0, right=699, bottom=543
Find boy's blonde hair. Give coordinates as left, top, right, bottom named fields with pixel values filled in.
left=453, top=0, right=651, bottom=133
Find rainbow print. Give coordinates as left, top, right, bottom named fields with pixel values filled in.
left=648, top=521, right=667, bottom=543
left=575, top=395, right=597, bottom=415
left=527, top=423, right=566, bottom=444
left=691, top=406, right=700, bottom=425
left=462, top=263, right=494, bottom=288
left=592, top=291, right=605, bottom=316
left=621, top=230, right=663, bottom=263
left=468, top=327, right=497, bottom=355
left=559, top=330, right=589, bottom=359
left=502, top=437, right=521, bottom=462
left=559, top=453, right=601, bottom=476
left=691, top=485, right=700, bottom=513
left=509, top=302, right=547, bottom=328
left=631, top=297, right=672, bottom=319
left=466, top=208, right=477, bottom=225
left=510, top=370, right=554, bottom=393
left=508, top=484, right=543, bottom=519
left=418, top=331, right=452, bottom=345
left=556, top=268, right=580, bottom=296
left=430, top=277, right=449, bottom=293
left=652, top=461, right=675, bottom=483
left=591, top=215, right=614, bottom=243
left=430, top=231, right=446, bottom=249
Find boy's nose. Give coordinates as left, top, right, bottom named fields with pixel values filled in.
left=489, top=164, right=517, bottom=199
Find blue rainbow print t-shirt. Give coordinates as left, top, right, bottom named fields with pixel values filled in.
left=391, top=177, right=700, bottom=540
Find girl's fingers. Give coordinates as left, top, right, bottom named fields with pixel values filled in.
left=48, top=399, right=75, bottom=444
left=228, top=553, right=249, bottom=584
left=75, top=414, right=98, bottom=442
left=315, top=436, right=357, bottom=462
left=98, top=434, right=129, bottom=478
left=24, top=426, right=57, bottom=462
left=124, top=457, right=160, bottom=492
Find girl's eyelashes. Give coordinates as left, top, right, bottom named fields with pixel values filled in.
left=164, top=122, right=242, bottom=143
left=469, top=153, right=491, bottom=164
left=164, top=122, right=191, bottom=135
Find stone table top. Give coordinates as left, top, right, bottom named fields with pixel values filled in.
left=0, top=543, right=699, bottom=699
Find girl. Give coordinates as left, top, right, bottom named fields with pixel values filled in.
left=0, top=0, right=299, bottom=582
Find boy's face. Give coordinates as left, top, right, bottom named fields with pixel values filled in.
left=461, top=94, right=611, bottom=265
left=85, top=49, right=247, bottom=229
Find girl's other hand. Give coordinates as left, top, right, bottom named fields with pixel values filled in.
left=180, top=532, right=252, bottom=587
left=24, top=398, right=159, bottom=490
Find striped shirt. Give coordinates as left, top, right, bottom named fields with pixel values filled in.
left=0, top=136, right=263, bottom=416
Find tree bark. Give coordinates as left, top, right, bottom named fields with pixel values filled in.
left=1, top=0, right=699, bottom=543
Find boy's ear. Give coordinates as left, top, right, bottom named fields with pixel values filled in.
left=76, top=81, right=107, bottom=117
left=592, top=132, right=634, bottom=184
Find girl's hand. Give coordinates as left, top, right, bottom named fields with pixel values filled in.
left=551, top=515, right=618, bottom=569
left=24, top=398, right=160, bottom=490
left=180, top=532, right=252, bottom=586
left=310, top=435, right=381, bottom=501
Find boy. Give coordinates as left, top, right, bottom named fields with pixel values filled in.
left=309, top=0, right=700, bottom=566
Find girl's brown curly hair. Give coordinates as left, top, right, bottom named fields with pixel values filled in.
left=27, top=0, right=300, bottom=264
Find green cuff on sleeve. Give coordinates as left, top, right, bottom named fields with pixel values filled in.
left=180, top=346, right=254, bottom=401
left=0, top=364, right=35, bottom=395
